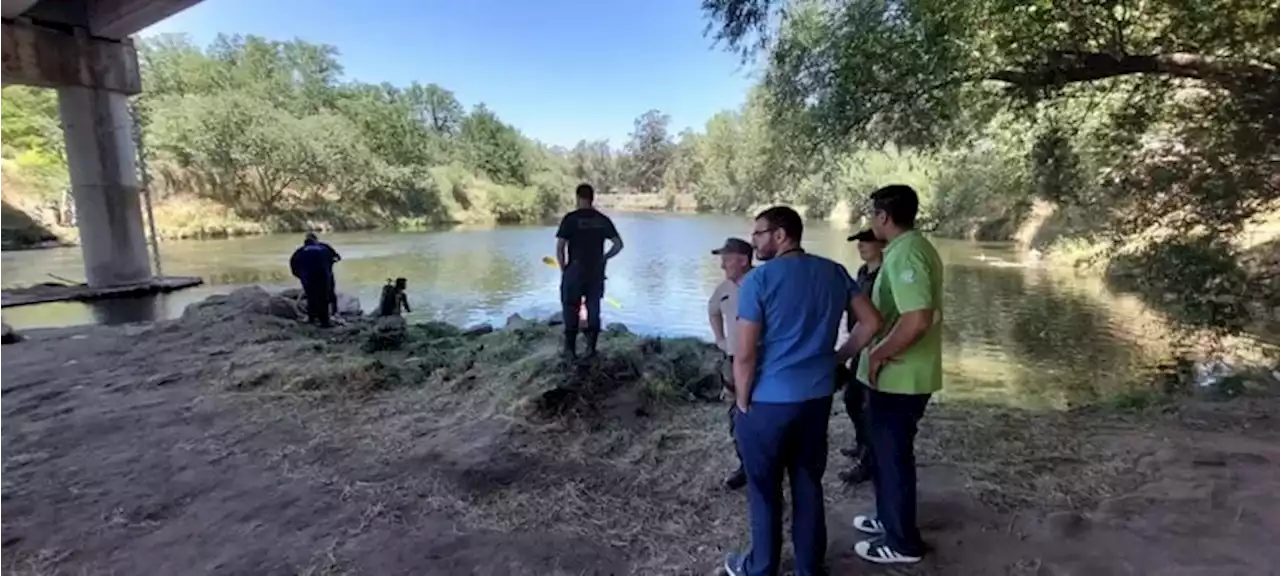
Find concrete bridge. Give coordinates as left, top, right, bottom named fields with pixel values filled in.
left=2, top=0, right=202, bottom=289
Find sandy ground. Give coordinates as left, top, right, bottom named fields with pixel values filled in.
left=3, top=288, right=1279, bottom=575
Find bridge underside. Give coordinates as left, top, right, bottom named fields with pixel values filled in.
left=2, top=0, right=201, bottom=41
left=2, top=0, right=201, bottom=288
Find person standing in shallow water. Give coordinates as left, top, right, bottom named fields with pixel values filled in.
left=838, top=229, right=885, bottom=486
left=707, top=237, right=753, bottom=491
left=555, top=183, right=623, bottom=360
left=724, top=206, right=882, bottom=576
left=378, top=278, right=411, bottom=316
left=851, top=184, right=944, bottom=566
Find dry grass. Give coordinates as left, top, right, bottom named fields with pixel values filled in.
left=593, top=193, right=697, bottom=213
left=106, top=287, right=1261, bottom=573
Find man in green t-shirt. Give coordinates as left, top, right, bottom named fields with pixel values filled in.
left=851, top=184, right=943, bottom=566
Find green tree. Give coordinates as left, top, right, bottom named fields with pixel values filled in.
left=622, top=110, right=675, bottom=194
left=662, top=129, right=704, bottom=197
left=569, top=139, right=620, bottom=194
left=703, top=0, right=1280, bottom=332
left=459, top=104, right=531, bottom=187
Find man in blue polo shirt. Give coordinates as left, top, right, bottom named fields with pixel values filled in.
left=724, top=206, right=883, bottom=576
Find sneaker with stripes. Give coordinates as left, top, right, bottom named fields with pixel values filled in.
left=854, top=539, right=922, bottom=565
left=852, top=515, right=885, bottom=535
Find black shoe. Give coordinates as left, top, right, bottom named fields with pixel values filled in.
left=838, top=462, right=872, bottom=485
left=724, top=467, right=747, bottom=490
left=583, top=331, right=599, bottom=358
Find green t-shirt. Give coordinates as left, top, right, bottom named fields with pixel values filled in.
left=856, top=229, right=944, bottom=395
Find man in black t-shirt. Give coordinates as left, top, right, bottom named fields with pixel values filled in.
left=555, top=183, right=624, bottom=359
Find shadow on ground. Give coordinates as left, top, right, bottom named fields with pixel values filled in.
left=3, top=287, right=1279, bottom=575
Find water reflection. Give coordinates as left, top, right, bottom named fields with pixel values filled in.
left=1, top=214, right=1189, bottom=408
left=89, top=296, right=162, bottom=325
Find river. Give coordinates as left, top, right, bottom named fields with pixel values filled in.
left=2, top=213, right=1186, bottom=408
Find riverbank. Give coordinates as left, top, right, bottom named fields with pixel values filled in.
left=1011, top=200, right=1280, bottom=340
left=593, top=192, right=699, bottom=213
left=3, top=288, right=1279, bottom=574
left=0, top=160, right=570, bottom=250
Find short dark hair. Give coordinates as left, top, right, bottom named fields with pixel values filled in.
left=870, top=184, right=919, bottom=229
left=755, top=205, right=804, bottom=243
left=575, top=183, right=595, bottom=201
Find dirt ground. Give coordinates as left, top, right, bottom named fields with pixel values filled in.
left=3, top=288, right=1279, bottom=575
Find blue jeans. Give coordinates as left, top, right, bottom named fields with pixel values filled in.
left=866, top=387, right=932, bottom=556
left=733, top=397, right=832, bottom=576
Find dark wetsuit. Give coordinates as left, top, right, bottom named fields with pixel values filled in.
left=290, top=242, right=334, bottom=326
left=378, top=284, right=409, bottom=316
left=555, top=208, right=618, bottom=339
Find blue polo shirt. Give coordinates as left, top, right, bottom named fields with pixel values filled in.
left=737, top=253, right=856, bottom=403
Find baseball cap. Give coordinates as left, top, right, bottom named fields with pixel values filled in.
left=847, top=229, right=882, bottom=242
left=711, top=237, right=753, bottom=256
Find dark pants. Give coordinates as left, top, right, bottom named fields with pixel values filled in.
left=866, top=388, right=932, bottom=556
left=327, top=275, right=338, bottom=315
left=302, top=278, right=331, bottom=327
left=843, top=380, right=871, bottom=466
left=720, top=355, right=743, bottom=468
left=560, top=267, right=604, bottom=335
left=734, top=397, right=832, bottom=576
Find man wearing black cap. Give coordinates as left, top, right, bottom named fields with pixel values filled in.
left=708, top=237, right=753, bottom=490
left=839, top=229, right=885, bottom=485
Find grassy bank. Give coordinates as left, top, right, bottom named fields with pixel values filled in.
left=0, top=160, right=570, bottom=249
left=3, top=288, right=1278, bottom=574
left=593, top=192, right=698, bottom=213
left=1007, top=200, right=1280, bottom=340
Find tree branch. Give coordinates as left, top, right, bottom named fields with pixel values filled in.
left=988, top=52, right=1279, bottom=88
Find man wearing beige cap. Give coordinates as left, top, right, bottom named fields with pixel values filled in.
left=708, top=237, right=753, bottom=490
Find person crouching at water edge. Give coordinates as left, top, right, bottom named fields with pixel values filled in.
left=707, top=237, right=753, bottom=491
left=554, top=183, right=623, bottom=360
left=378, top=278, right=411, bottom=316
left=723, top=206, right=882, bottom=576
left=290, top=234, right=338, bottom=328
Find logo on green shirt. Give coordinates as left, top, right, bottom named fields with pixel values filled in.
left=855, top=230, right=944, bottom=395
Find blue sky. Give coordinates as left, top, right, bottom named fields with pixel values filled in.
left=143, top=0, right=759, bottom=148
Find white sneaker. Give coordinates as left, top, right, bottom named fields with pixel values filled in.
left=854, top=539, right=922, bottom=565
left=852, top=515, right=885, bottom=535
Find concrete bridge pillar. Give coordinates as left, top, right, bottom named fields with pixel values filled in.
left=3, top=20, right=152, bottom=287
left=58, top=86, right=152, bottom=287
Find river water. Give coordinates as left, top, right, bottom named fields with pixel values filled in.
left=2, top=213, right=1186, bottom=408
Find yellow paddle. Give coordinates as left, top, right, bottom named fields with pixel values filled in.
left=541, top=256, right=623, bottom=309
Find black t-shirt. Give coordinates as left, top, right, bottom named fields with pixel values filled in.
left=556, top=208, right=618, bottom=276
left=856, top=263, right=879, bottom=295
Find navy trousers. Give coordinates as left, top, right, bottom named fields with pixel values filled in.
left=301, top=277, right=331, bottom=327
left=734, top=397, right=832, bottom=576
left=866, top=387, right=932, bottom=556
left=559, top=265, right=604, bottom=334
